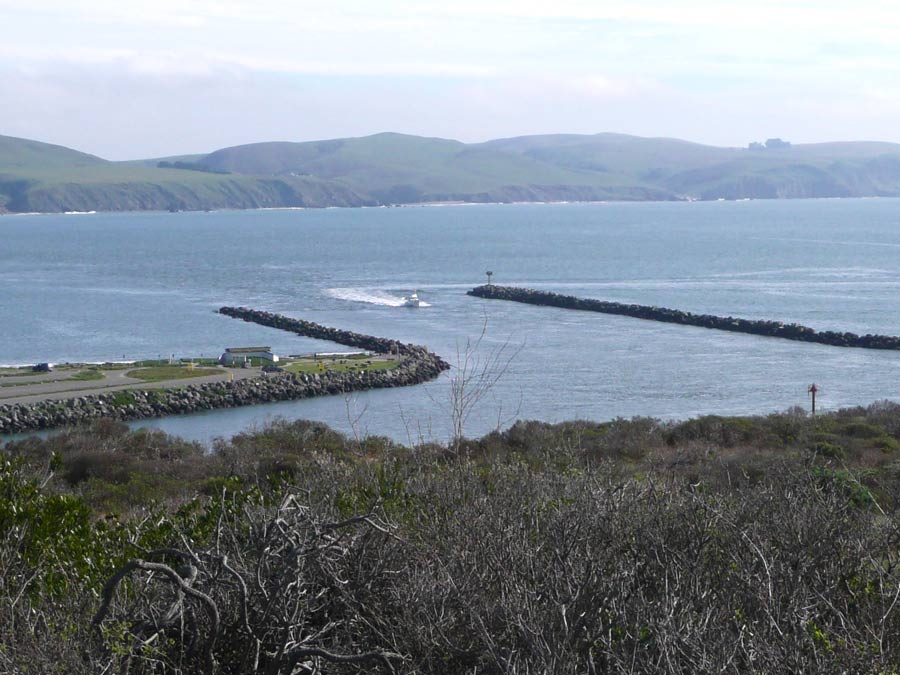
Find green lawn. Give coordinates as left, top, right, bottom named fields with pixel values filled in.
left=0, top=369, right=35, bottom=378
left=283, top=359, right=401, bottom=375
left=0, top=369, right=105, bottom=388
left=126, top=367, right=222, bottom=382
left=130, top=358, right=221, bottom=367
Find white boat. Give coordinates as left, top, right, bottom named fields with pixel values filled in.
left=403, top=290, right=422, bottom=307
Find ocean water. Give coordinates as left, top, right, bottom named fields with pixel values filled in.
left=2, top=199, right=900, bottom=445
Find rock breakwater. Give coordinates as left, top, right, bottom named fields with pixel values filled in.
left=0, top=311, right=449, bottom=434
left=218, top=306, right=410, bottom=354
left=468, top=285, right=900, bottom=351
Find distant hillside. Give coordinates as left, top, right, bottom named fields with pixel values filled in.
left=4, top=131, right=900, bottom=213
left=0, top=135, right=106, bottom=172
left=197, top=132, right=670, bottom=204
left=0, top=135, right=372, bottom=212
left=481, top=134, right=900, bottom=199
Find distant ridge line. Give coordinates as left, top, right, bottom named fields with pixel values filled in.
left=468, top=285, right=900, bottom=350
left=7, top=130, right=900, bottom=213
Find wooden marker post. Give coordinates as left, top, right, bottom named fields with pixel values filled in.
left=808, top=383, right=818, bottom=415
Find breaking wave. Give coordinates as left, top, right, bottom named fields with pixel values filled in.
left=326, top=287, right=431, bottom=307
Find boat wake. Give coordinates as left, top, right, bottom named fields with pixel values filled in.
left=326, top=287, right=431, bottom=307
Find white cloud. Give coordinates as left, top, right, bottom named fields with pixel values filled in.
left=4, top=0, right=900, bottom=79
left=4, top=1, right=900, bottom=153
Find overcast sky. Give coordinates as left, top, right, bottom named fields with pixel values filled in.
left=4, top=1, right=900, bottom=159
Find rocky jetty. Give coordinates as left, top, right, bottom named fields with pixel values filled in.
left=217, top=306, right=411, bottom=355
left=0, top=311, right=449, bottom=434
left=468, top=285, right=900, bottom=351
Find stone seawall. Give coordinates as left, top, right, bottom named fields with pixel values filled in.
left=0, top=311, right=450, bottom=434
left=468, top=285, right=900, bottom=351
left=217, top=306, right=408, bottom=354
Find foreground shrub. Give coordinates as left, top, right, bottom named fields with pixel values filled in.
left=5, top=407, right=900, bottom=672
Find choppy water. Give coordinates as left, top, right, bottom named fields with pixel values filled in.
left=3, top=199, right=900, bottom=445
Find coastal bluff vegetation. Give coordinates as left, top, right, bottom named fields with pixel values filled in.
left=6, top=132, right=900, bottom=212
left=4, top=402, right=900, bottom=673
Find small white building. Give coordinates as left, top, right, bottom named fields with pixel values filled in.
left=220, top=347, right=279, bottom=366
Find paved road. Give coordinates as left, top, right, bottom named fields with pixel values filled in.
left=0, top=366, right=262, bottom=406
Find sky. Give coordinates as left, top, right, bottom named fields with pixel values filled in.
left=4, top=0, right=900, bottom=159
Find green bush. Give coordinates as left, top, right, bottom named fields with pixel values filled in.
left=811, top=441, right=846, bottom=460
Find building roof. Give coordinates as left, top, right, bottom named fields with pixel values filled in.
left=224, top=347, right=273, bottom=353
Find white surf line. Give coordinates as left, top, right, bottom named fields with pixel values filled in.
left=326, top=287, right=432, bottom=307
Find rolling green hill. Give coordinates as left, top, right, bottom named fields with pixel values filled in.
left=0, top=135, right=372, bottom=212
left=0, top=135, right=106, bottom=172
left=190, top=132, right=900, bottom=204
left=4, top=131, right=900, bottom=213
left=198, top=132, right=661, bottom=203
left=480, top=134, right=900, bottom=199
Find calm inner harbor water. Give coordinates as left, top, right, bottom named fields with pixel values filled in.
left=3, top=199, right=900, bottom=445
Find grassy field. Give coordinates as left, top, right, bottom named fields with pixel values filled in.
left=125, top=366, right=222, bottom=382
left=0, top=369, right=104, bottom=388
left=0, top=369, right=36, bottom=378
left=0, top=380, right=47, bottom=388
left=283, top=358, right=401, bottom=375
left=95, top=358, right=222, bottom=370
left=130, top=358, right=221, bottom=368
